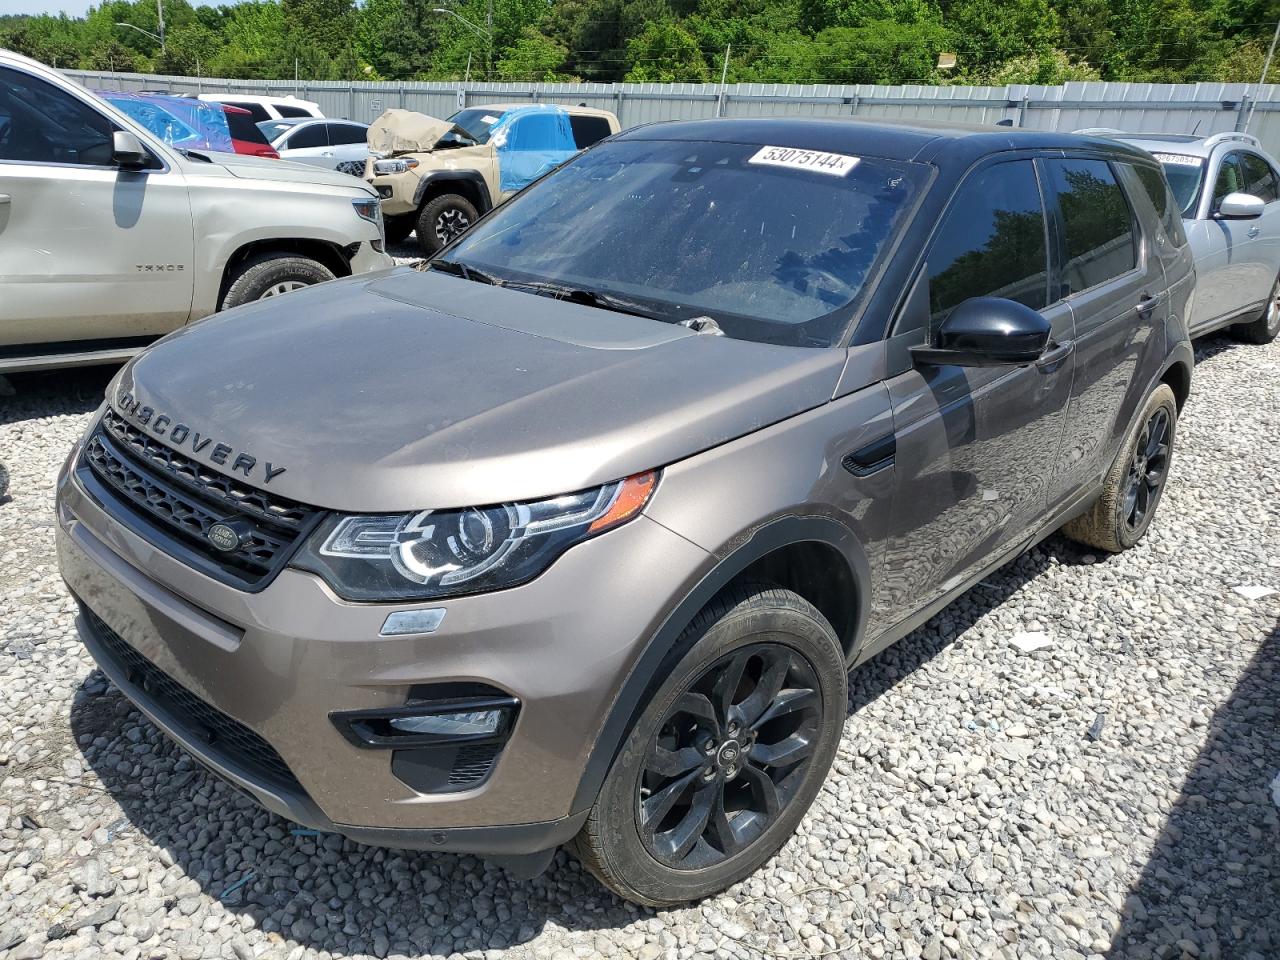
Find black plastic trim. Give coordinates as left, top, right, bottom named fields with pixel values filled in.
left=842, top=433, right=896, bottom=476
left=412, top=170, right=493, bottom=212
left=331, top=696, right=520, bottom=750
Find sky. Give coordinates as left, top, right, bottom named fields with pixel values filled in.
left=0, top=0, right=234, bottom=16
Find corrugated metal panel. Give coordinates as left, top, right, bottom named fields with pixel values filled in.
left=64, top=70, right=1280, bottom=154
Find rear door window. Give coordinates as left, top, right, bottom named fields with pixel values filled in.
left=276, top=104, right=312, bottom=119
left=1044, top=158, right=1138, bottom=296
left=921, top=159, right=1049, bottom=326
left=569, top=114, right=612, bottom=149
left=1242, top=153, right=1279, bottom=204
left=328, top=123, right=367, bottom=145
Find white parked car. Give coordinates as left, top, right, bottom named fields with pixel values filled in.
left=258, top=118, right=370, bottom=176
left=197, top=93, right=323, bottom=123
left=0, top=50, right=391, bottom=374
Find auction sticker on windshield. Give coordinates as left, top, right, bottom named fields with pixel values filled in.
left=1152, top=153, right=1201, bottom=167
left=748, top=146, right=860, bottom=177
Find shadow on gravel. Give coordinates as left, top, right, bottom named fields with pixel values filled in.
left=0, top=366, right=116, bottom=428
left=1105, top=621, right=1280, bottom=960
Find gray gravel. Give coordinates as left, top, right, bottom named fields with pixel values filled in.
left=2, top=332, right=1279, bottom=960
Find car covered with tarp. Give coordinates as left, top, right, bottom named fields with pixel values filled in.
left=95, top=91, right=236, bottom=154
left=366, top=102, right=619, bottom=254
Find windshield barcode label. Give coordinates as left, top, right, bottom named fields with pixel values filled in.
left=748, top=146, right=860, bottom=176
left=1153, top=153, right=1201, bottom=167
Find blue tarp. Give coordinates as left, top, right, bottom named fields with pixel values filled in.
left=490, top=105, right=577, bottom=193
left=99, top=92, right=235, bottom=154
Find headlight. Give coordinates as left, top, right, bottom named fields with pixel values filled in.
left=292, top=471, right=657, bottom=601
left=352, top=197, right=383, bottom=243
left=373, top=158, right=419, bottom=175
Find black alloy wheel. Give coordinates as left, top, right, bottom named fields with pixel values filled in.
left=1122, top=407, right=1170, bottom=533
left=637, top=642, right=822, bottom=869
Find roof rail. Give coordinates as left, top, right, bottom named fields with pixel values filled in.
left=1201, top=131, right=1261, bottom=149
left=1071, top=127, right=1128, bottom=136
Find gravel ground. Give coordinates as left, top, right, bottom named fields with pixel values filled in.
left=2, top=328, right=1278, bottom=960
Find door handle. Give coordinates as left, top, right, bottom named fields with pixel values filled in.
left=0, top=194, right=10, bottom=205
left=321, top=151, right=334, bottom=157
left=1034, top=339, right=1074, bottom=371
left=1134, top=293, right=1163, bottom=318
left=1248, top=225, right=1261, bottom=238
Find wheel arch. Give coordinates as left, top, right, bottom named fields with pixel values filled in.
left=569, top=515, right=869, bottom=815
left=412, top=171, right=493, bottom=214
left=1160, top=356, right=1192, bottom=412
left=217, top=239, right=354, bottom=308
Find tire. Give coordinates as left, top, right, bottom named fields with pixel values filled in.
left=415, top=194, right=478, bottom=256
left=1232, top=275, right=1280, bottom=345
left=1063, top=383, right=1178, bottom=553
left=572, top=583, right=847, bottom=906
left=383, top=213, right=414, bottom=245
left=220, top=253, right=335, bottom=310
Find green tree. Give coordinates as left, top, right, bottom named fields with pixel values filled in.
left=624, top=19, right=708, bottom=80
left=497, top=29, right=572, bottom=80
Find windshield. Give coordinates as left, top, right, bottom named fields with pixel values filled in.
left=1153, top=153, right=1205, bottom=215
left=257, top=119, right=295, bottom=143
left=445, top=107, right=506, bottom=145
left=441, top=138, right=927, bottom=347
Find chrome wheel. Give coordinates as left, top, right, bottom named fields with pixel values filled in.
left=637, top=643, right=822, bottom=870
left=1267, top=281, right=1280, bottom=336
left=435, top=208, right=472, bottom=244
left=258, top=280, right=309, bottom=300
left=1122, top=407, right=1171, bottom=532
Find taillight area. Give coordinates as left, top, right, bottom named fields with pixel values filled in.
left=234, top=141, right=280, bottom=159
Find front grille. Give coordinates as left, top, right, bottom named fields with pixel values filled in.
left=80, top=410, right=320, bottom=588
left=88, top=610, right=302, bottom=791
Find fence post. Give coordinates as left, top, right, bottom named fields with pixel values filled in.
left=349, top=84, right=356, bottom=121
left=399, top=81, right=406, bottom=109
left=614, top=85, right=624, bottom=127
left=1018, top=94, right=1030, bottom=127
left=849, top=93, right=860, bottom=115
left=1235, top=93, right=1252, bottom=132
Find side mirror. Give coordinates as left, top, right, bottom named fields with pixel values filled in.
left=1216, top=192, right=1265, bottom=220
left=911, top=297, right=1052, bottom=367
left=111, top=130, right=149, bottom=168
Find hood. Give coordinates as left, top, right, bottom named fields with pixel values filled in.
left=203, top=151, right=374, bottom=192
left=368, top=109, right=458, bottom=156
left=111, top=270, right=844, bottom=512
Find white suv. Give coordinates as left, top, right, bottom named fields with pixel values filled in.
left=0, top=52, right=391, bottom=374
left=197, top=94, right=324, bottom=123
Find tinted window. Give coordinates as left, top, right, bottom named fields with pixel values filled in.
left=222, top=100, right=272, bottom=123
left=223, top=108, right=271, bottom=146
left=1212, top=152, right=1246, bottom=207
left=0, top=66, right=115, bottom=165
left=276, top=104, right=312, bottom=119
left=1046, top=158, right=1137, bottom=295
left=445, top=139, right=928, bottom=347
left=924, top=160, right=1048, bottom=325
left=1242, top=153, right=1278, bottom=204
left=258, top=119, right=294, bottom=142
left=286, top=124, right=327, bottom=149
left=569, top=114, right=612, bottom=149
left=1130, top=163, right=1188, bottom=246
left=328, top=123, right=367, bottom=145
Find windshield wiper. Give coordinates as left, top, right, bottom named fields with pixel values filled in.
left=505, top=280, right=662, bottom=321
left=424, top=259, right=504, bottom=286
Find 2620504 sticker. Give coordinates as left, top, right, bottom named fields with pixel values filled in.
left=748, top=146, right=860, bottom=176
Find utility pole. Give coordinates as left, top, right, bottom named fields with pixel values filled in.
left=716, top=44, right=730, bottom=117
left=156, top=0, right=165, bottom=53
left=1245, top=16, right=1280, bottom=131
left=485, top=0, right=493, bottom=81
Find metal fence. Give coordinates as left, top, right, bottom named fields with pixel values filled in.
left=68, top=70, right=1280, bottom=155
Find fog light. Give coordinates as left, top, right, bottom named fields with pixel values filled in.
left=388, top=710, right=501, bottom=737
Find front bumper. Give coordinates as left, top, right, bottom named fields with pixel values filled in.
left=350, top=239, right=394, bottom=274
left=369, top=173, right=419, bottom=217
left=56, top=452, right=709, bottom=854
